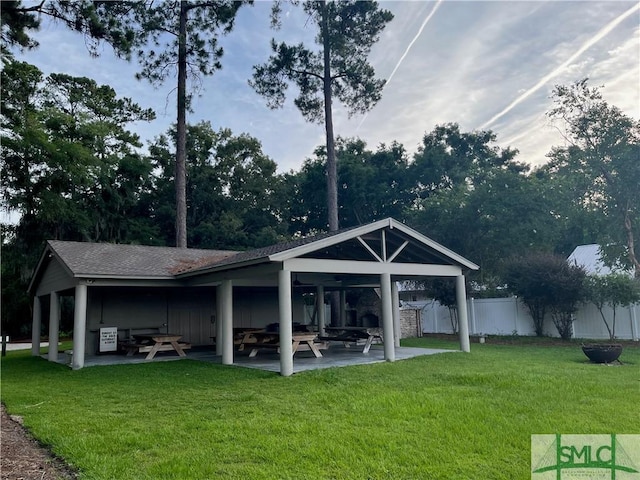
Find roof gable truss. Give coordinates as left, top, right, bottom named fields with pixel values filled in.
left=295, top=227, right=456, bottom=267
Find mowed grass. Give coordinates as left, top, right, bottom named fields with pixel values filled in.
left=1, top=339, right=639, bottom=480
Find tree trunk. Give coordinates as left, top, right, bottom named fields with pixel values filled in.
left=320, top=1, right=341, bottom=324
left=600, top=161, right=639, bottom=277
left=596, top=307, right=614, bottom=340
left=175, top=1, right=188, bottom=248
left=320, top=0, right=338, bottom=232
left=623, top=207, right=640, bottom=278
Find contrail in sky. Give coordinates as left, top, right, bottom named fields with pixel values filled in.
left=478, top=2, right=640, bottom=130
left=356, top=0, right=443, bottom=132
left=385, top=0, right=443, bottom=88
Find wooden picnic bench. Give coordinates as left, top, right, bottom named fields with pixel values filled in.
left=121, top=333, right=191, bottom=360
left=209, top=328, right=264, bottom=349
left=234, top=328, right=264, bottom=351
left=319, top=327, right=383, bottom=354
left=246, top=332, right=325, bottom=358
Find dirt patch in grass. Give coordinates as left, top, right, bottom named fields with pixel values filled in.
left=1, top=404, right=77, bottom=480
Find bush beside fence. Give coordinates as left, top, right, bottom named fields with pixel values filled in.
left=403, top=297, right=640, bottom=340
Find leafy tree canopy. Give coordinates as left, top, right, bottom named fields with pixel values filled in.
left=547, top=79, right=640, bottom=276
left=0, top=1, right=138, bottom=61
left=148, top=121, right=289, bottom=250
left=1, top=61, right=157, bottom=337
left=251, top=1, right=393, bottom=123
left=289, top=137, right=412, bottom=235
left=1, top=0, right=41, bottom=56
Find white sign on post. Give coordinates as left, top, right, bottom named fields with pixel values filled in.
left=99, top=327, right=118, bottom=353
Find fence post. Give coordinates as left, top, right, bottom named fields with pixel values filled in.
left=513, top=296, right=520, bottom=334
left=469, top=297, right=476, bottom=335
left=433, top=302, right=438, bottom=333
left=630, top=303, right=639, bottom=341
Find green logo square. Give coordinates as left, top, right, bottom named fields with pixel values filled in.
left=532, top=434, right=640, bottom=479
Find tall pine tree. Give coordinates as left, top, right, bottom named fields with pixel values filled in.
left=251, top=1, right=393, bottom=232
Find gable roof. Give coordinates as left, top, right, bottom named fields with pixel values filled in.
left=567, top=244, right=632, bottom=276
left=177, top=218, right=479, bottom=277
left=28, top=241, right=236, bottom=293
left=29, top=218, right=479, bottom=294
left=172, top=224, right=362, bottom=275
left=48, top=240, right=235, bottom=278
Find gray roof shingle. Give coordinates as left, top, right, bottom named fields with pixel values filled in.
left=48, top=240, right=237, bottom=278
left=175, top=225, right=361, bottom=274
left=43, top=217, right=480, bottom=281
left=45, top=227, right=352, bottom=279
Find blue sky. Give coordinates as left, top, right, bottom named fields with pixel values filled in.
left=13, top=1, right=640, bottom=173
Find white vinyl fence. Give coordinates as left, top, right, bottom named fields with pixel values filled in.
left=406, top=297, right=640, bottom=340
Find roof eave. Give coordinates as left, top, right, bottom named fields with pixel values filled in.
left=75, top=274, right=177, bottom=281
left=388, top=219, right=480, bottom=271
left=269, top=218, right=479, bottom=271
left=27, top=241, right=76, bottom=295
left=175, top=256, right=272, bottom=278
left=27, top=247, right=49, bottom=296
left=269, top=218, right=392, bottom=262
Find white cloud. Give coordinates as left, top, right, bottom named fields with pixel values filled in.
left=7, top=1, right=639, bottom=171
left=479, top=2, right=640, bottom=130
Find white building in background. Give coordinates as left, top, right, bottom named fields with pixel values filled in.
left=568, top=244, right=635, bottom=277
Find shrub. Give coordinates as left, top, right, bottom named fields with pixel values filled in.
left=505, top=252, right=586, bottom=339
left=585, top=273, right=640, bottom=339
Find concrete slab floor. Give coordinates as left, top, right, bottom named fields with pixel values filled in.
left=47, top=344, right=459, bottom=374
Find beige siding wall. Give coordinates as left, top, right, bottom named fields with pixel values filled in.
left=168, top=289, right=216, bottom=346
left=36, top=260, right=76, bottom=296
left=232, top=287, right=304, bottom=328
left=85, top=285, right=304, bottom=354
left=87, top=287, right=174, bottom=354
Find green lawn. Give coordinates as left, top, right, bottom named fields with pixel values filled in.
left=1, top=339, right=638, bottom=479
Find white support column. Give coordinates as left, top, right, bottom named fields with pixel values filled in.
left=220, top=280, right=234, bottom=365
left=391, top=281, right=400, bottom=347
left=215, top=285, right=223, bottom=356
left=31, top=296, right=41, bottom=357
left=72, top=284, right=88, bottom=370
left=339, top=290, right=347, bottom=326
left=278, top=269, right=294, bottom=377
left=456, top=275, right=470, bottom=353
left=48, top=292, right=60, bottom=362
left=316, top=286, right=326, bottom=335
left=380, top=272, right=395, bottom=361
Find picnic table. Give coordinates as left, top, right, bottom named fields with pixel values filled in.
left=235, top=328, right=265, bottom=351
left=319, top=326, right=383, bottom=354
left=122, top=333, right=191, bottom=360
left=246, top=332, right=324, bottom=358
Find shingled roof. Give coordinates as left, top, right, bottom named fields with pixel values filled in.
left=30, top=229, right=354, bottom=288
left=175, top=218, right=479, bottom=276
left=45, top=240, right=237, bottom=278
left=30, top=218, right=479, bottom=294
left=173, top=225, right=361, bottom=275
